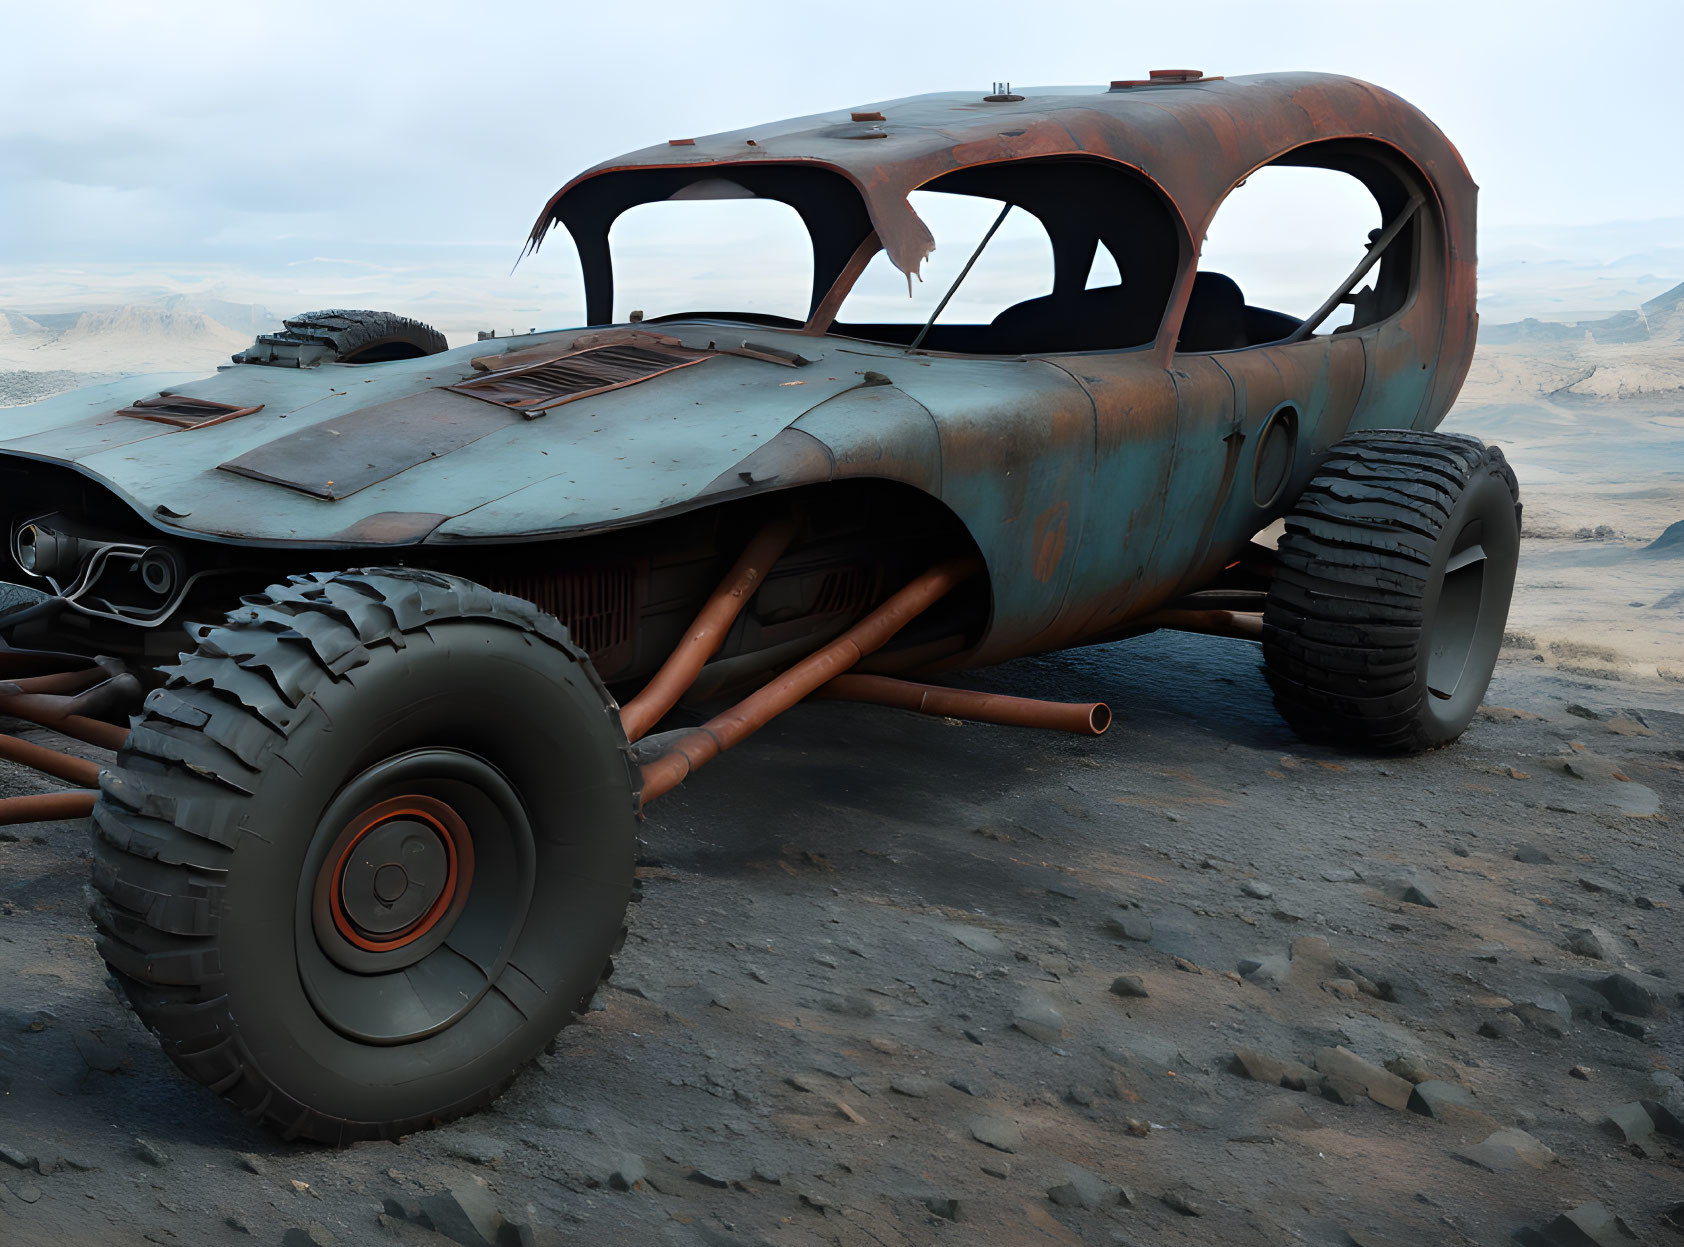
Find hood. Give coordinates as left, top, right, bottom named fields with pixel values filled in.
left=0, top=325, right=880, bottom=547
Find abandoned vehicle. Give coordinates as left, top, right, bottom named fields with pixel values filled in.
left=0, top=71, right=1518, bottom=1141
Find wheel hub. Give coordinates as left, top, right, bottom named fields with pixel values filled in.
left=336, top=815, right=452, bottom=937
left=317, top=796, right=474, bottom=958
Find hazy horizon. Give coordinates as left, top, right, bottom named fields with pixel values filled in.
left=4, top=1, right=1680, bottom=347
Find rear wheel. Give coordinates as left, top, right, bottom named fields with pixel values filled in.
left=1263, top=430, right=1521, bottom=753
left=90, top=569, right=637, bottom=1142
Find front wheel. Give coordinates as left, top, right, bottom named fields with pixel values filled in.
left=90, top=569, right=638, bottom=1142
left=1262, top=429, right=1521, bottom=753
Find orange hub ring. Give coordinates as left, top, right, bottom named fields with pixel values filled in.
left=322, top=795, right=475, bottom=953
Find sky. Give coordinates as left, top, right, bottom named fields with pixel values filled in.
left=2, top=0, right=1680, bottom=336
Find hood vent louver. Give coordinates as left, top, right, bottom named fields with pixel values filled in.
left=450, top=343, right=710, bottom=416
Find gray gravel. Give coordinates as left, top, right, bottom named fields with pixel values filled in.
left=0, top=631, right=1680, bottom=1245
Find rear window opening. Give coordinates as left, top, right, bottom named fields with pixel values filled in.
left=1179, top=147, right=1421, bottom=352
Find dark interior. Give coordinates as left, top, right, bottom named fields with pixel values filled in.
left=828, top=157, right=1182, bottom=354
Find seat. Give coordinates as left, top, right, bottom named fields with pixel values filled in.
left=1177, top=272, right=1249, bottom=352
left=989, top=285, right=1162, bottom=353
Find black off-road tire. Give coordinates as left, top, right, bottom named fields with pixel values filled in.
left=234, top=309, right=448, bottom=367
left=1263, top=429, right=1521, bottom=753
left=89, top=569, right=638, bottom=1143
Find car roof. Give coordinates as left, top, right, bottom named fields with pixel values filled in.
left=527, top=72, right=1475, bottom=279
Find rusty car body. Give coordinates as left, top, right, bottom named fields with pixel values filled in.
left=0, top=72, right=1512, bottom=1141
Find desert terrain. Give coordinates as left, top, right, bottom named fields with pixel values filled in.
left=0, top=293, right=1679, bottom=1246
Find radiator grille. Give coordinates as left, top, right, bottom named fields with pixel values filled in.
left=813, top=565, right=873, bottom=617
left=485, top=566, right=635, bottom=674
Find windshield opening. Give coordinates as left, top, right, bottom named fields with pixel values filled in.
left=609, top=196, right=814, bottom=326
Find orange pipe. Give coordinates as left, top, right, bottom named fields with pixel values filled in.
left=1132, top=609, right=1264, bottom=641
left=619, top=514, right=797, bottom=742
left=0, top=733, right=101, bottom=788
left=640, top=557, right=979, bottom=805
left=815, top=674, right=1111, bottom=736
left=0, top=691, right=130, bottom=750
left=0, top=790, right=96, bottom=826
left=0, top=667, right=110, bottom=698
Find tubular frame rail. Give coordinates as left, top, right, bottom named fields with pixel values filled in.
left=0, top=525, right=1266, bottom=826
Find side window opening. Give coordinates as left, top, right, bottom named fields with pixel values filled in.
left=837, top=192, right=1054, bottom=330
left=607, top=197, right=813, bottom=325
left=1181, top=158, right=1414, bottom=352
left=831, top=157, right=1179, bottom=355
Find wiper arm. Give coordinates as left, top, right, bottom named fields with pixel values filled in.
left=905, top=202, right=1014, bottom=354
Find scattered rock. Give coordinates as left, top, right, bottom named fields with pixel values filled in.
left=1513, top=1201, right=1639, bottom=1246
left=415, top=1179, right=506, bottom=1247
left=1645, top=1097, right=1684, bottom=1140
left=1313, top=1047, right=1413, bottom=1110
left=980, top=1160, right=1011, bottom=1179
left=1478, top=1013, right=1522, bottom=1041
left=890, top=1075, right=933, bottom=1099
left=1321, top=867, right=1361, bottom=883
left=1231, top=1047, right=1321, bottom=1093
left=1104, top=915, right=1153, bottom=943
left=1011, top=992, right=1066, bottom=1044
left=1592, top=970, right=1670, bottom=1017
left=688, top=1168, right=731, bottom=1189
left=1109, top=974, right=1149, bottom=998
left=924, top=1196, right=960, bottom=1221
left=1603, top=1103, right=1659, bottom=1155
left=1047, top=1165, right=1116, bottom=1210
left=943, top=923, right=1008, bottom=958
left=947, top=1075, right=987, bottom=1098
left=1565, top=925, right=1624, bottom=962
left=1408, top=1080, right=1476, bottom=1119
left=439, top=1133, right=505, bottom=1166
left=1241, top=880, right=1273, bottom=899
left=969, top=1117, right=1023, bottom=1153
left=1237, top=954, right=1291, bottom=986
left=134, top=1138, right=169, bottom=1168
left=280, top=1225, right=335, bottom=1247
left=1384, top=1054, right=1445, bottom=1085
left=1569, top=1065, right=1594, bottom=1080
left=1162, top=1189, right=1203, bottom=1216
left=0, top=1143, right=33, bottom=1170
left=1456, top=1128, right=1555, bottom=1172
left=608, top=1155, right=647, bottom=1192
left=235, top=1152, right=266, bottom=1176
left=1514, top=843, right=1554, bottom=865
left=834, top=1100, right=867, bottom=1125
left=1398, top=878, right=1440, bottom=908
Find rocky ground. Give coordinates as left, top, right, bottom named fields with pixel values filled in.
left=0, top=626, right=1679, bottom=1247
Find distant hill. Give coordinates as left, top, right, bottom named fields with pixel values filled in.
left=0, top=301, right=271, bottom=373
left=1481, top=279, right=1684, bottom=347
left=1466, top=278, right=1684, bottom=402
